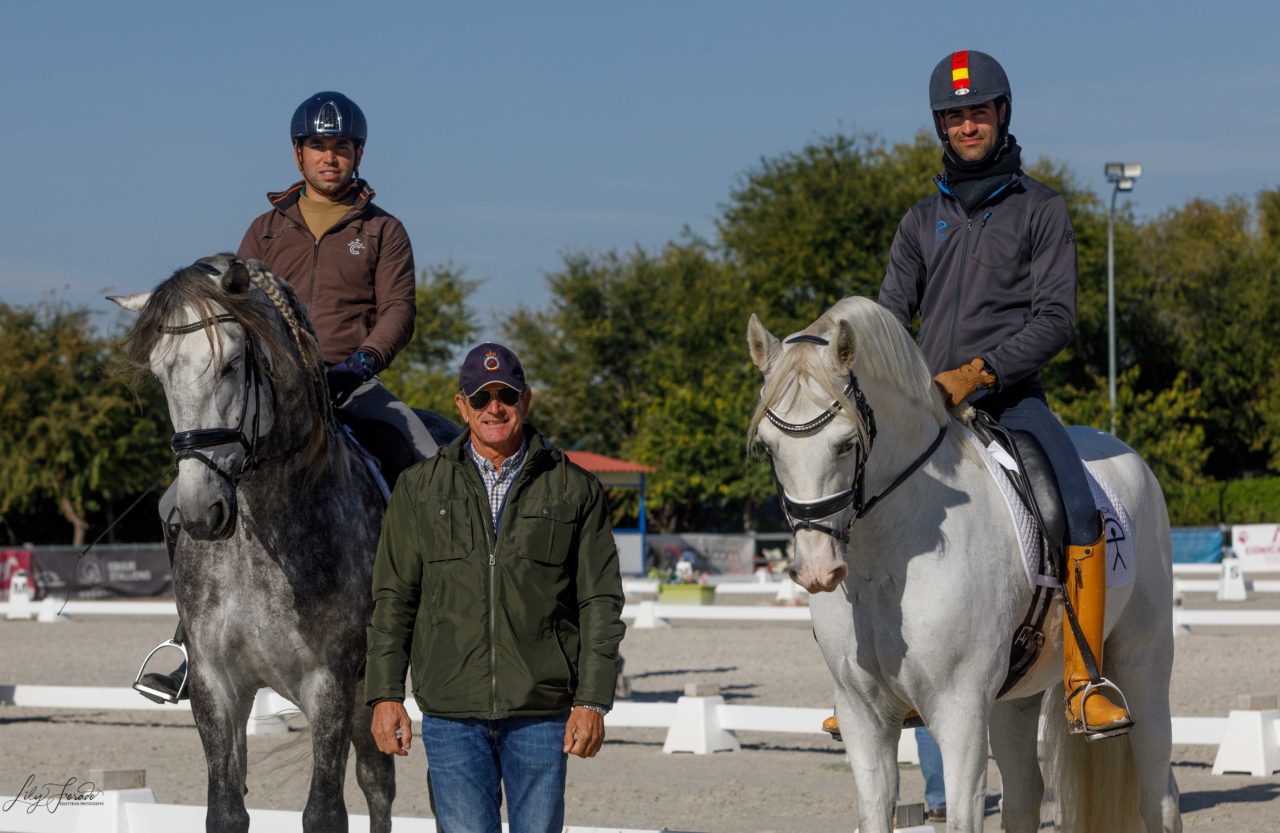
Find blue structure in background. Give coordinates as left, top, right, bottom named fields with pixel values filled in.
left=1170, top=526, right=1227, bottom=563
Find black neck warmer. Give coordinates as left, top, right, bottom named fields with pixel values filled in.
left=940, top=133, right=1022, bottom=212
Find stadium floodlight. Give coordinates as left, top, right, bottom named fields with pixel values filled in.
left=1104, top=162, right=1142, bottom=436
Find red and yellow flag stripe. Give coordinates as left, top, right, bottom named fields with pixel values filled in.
left=951, top=51, right=970, bottom=94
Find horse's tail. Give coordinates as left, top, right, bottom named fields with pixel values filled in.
left=1041, top=685, right=1145, bottom=832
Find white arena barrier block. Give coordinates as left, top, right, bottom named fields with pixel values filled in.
left=5, top=569, right=34, bottom=621
left=629, top=599, right=670, bottom=629
left=1212, top=709, right=1280, bottom=776
left=36, top=596, right=64, bottom=624
left=662, top=688, right=740, bottom=754
left=774, top=579, right=803, bottom=604
left=1217, top=556, right=1248, bottom=601
left=245, top=688, right=291, bottom=735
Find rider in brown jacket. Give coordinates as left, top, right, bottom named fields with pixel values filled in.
left=134, top=92, right=439, bottom=704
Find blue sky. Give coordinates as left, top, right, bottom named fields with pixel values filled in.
left=3, top=1, right=1277, bottom=337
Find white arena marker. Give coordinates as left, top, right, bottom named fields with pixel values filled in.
left=662, top=691, right=739, bottom=754
left=1212, top=708, right=1280, bottom=776
left=1217, top=556, right=1248, bottom=601
left=629, top=599, right=670, bottom=629
left=5, top=569, right=34, bottom=621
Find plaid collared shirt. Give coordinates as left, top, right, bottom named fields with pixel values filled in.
left=467, top=438, right=529, bottom=531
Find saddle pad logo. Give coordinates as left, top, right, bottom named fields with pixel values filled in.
left=348, top=237, right=365, bottom=256
left=1086, top=470, right=1135, bottom=589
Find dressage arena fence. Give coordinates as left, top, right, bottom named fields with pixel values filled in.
left=2, top=565, right=1278, bottom=831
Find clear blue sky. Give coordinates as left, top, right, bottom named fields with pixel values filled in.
left=3, top=1, right=1276, bottom=337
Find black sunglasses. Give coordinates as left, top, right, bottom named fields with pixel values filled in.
left=467, top=387, right=521, bottom=409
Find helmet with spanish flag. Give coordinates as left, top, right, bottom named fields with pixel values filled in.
left=928, top=50, right=1011, bottom=139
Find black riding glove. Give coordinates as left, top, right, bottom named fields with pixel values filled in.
left=326, top=350, right=377, bottom=407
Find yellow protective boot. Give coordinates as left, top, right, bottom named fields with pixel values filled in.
left=1062, top=524, right=1133, bottom=740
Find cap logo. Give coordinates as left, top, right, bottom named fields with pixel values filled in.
left=315, top=101, right=342, bottom=134
left=483, top=350, right=500, bottom=372
left=951, top=51, right=971, bottom=96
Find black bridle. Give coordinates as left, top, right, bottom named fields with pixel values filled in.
left=764, top=334, right=948, bottom=544
left=161, top=314, right=287, bottom=491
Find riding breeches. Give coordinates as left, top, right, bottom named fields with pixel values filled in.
left=340, top=378, right=441, bottom=463
left=975, top=390, right=1101, bottom=546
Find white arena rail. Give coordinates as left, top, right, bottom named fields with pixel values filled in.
left=4, top=683, right=1276, bottom=776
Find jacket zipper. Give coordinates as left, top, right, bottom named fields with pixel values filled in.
left=459, top=441, right=542, bottom=718
left=944, top=185, right=1006, bottom=368
left=946, top=215, right=974, bottom=369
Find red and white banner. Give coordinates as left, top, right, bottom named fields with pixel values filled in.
left=0, top=549, right=36, bottom=594
left=1231, top=524, right=1280, bottom=569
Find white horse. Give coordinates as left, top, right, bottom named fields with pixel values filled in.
left=747, top=296, right=1180, bottom=833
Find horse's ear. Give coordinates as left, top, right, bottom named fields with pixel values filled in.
left=220, top=260, right=252, bottom=295
left=833, top=320, right=857, bottom=369
left=747, top=313, right=781, bottom=371
left=108, top=292, right=150, bottom=313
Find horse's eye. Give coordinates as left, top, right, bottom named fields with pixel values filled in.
left=220, top=360, right=239, bottom=379
left=837, top=439, right=856, bottom=456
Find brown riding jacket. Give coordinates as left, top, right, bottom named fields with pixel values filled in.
left=238, top=179, right=416, bottom=369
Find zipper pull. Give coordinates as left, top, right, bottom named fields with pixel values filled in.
left=981, top=210, right=992, bottom=227
left=489, top=551, right=496, bottom=567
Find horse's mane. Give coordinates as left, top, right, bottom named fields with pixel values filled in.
left=122, top=254, right=343, bottom=486
left=748, top=296, right=945, bottom=444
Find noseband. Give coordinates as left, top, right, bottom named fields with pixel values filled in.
left=160, top=314, right=283, bottom=490
left=764, top=334, right=948, bottom=544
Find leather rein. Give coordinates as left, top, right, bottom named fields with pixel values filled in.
left=764, top=334, right=948, bottom=544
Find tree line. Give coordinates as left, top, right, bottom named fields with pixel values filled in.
left=3, top=131, right=1278, bottom=544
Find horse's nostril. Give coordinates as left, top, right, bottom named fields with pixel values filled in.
left=788, top=569, right=798, bottom=581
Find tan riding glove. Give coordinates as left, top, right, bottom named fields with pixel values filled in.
left=933, top=358, right=997, bottom=406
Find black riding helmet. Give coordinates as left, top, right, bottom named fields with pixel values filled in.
left=928, top=50, right=1011, bottom=143
left=290, top=91, right=367, bottom=146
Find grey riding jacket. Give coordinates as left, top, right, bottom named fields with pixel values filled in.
left=878, top=171, right=1078, bottom=394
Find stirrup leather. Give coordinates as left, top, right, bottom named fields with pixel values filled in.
left=1066, top=676, right=1133, bottom=741
left=132, top=640, right=190, bottom=704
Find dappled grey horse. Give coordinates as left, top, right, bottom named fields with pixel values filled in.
left=112, top=255, right=453, bottom=832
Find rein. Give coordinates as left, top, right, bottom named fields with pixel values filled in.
left=764, top=335, right=947, bottom=544
left=160, top=313, right=302, bottom=490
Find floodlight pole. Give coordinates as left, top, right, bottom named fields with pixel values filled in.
left=1104, top=162, right=1140, bottom=437
left=1107, top=185, right=1118, bottom=436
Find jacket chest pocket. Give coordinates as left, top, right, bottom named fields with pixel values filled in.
left=422, top=497, right=475, bottom=562
left=513, top=500, right=577, bottom=566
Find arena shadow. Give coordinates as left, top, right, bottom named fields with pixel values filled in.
left=1179, top=781, right=1280, bottom=812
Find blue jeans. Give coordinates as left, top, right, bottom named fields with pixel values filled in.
left=915, top=726, right=946, bottom=811
left=422, top=711, right=569, bottom=833
left=976, top=389, right=1101, bottom=546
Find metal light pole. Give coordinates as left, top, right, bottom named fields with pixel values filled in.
left=1104, top=162, right=1141, bottom=436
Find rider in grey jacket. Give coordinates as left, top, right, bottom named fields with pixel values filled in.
left=879, top=50, right=1133, bottom=742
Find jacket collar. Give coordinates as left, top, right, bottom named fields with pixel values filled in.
left=266, top=178, right=376, bottom=214
left=444, top=424, right=558, bottom=470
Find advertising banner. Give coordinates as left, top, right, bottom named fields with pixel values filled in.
left=1231, top=524, right=1280, bottom=569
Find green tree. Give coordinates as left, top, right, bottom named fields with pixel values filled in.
left=718, top=131, right=937, bottom=329
left=380, top=264, right=481, bottom=417
left=1050, top=366, right=1210, bottom=492
left=0, top=303, right=170, bottom=545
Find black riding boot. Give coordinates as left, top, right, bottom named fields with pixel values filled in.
left=133, top=516, right=191, bottom=704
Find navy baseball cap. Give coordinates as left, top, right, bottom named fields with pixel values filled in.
left=459, top=343, right=526, bottom=396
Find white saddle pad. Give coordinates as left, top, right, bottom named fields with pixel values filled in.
left=966, top=432, right=1134, bottom=589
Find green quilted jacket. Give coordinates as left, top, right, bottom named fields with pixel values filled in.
left=365, top=426, right=626, bottom=717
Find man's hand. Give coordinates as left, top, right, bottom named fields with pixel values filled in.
left=562, top=705, right=605, bottom=758
left=326, top=350, right=377, bottom=408
left=371, top=700, right=412, bottom=756
left=932, top=358, right=996, bottom=406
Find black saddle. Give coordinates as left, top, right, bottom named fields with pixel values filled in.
left=337, top=408, right=462, bottom=491
left=968, top=410, right=1067, bottom=698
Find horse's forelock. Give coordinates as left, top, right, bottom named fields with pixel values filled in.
left=747, top=297, right=945, bottom=445
left=121, top=257, right=345, bottom=486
